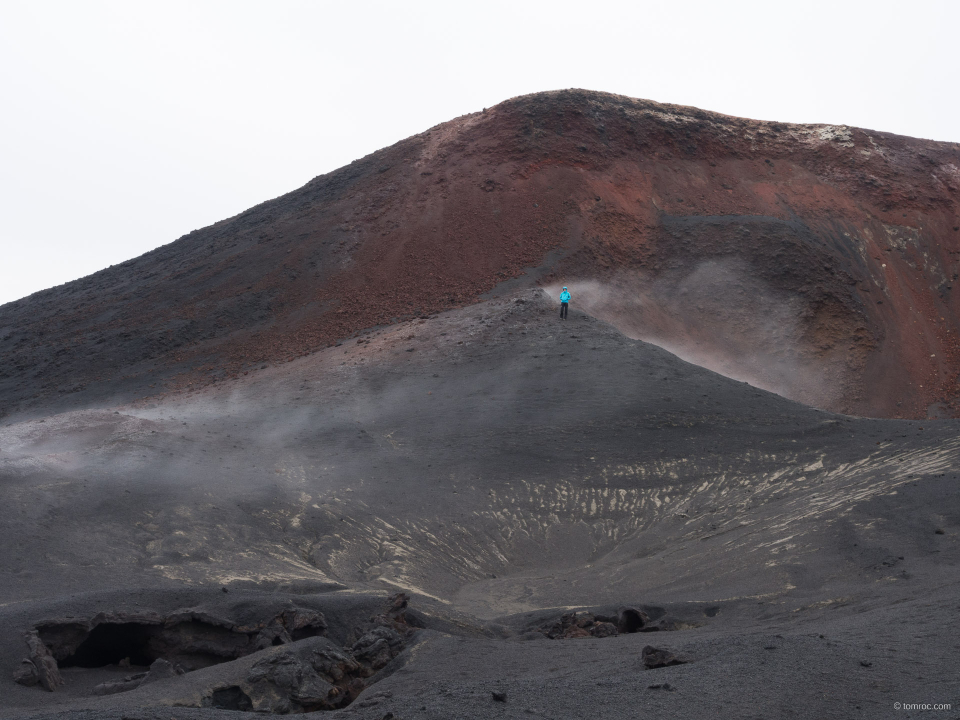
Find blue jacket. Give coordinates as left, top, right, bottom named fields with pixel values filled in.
left=560, top=290, right=571, bottom=303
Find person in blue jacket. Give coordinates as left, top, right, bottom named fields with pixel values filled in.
left=559, top=286, right=570, bottom=320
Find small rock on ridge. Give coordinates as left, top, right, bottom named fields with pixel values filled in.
left=642, top=645, right=688, bottom=669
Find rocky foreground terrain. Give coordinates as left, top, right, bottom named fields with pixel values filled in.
left=1, top=92, right=959, bottom=718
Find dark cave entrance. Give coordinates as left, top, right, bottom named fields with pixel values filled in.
left=37, top=618, right=257, bottom=672
left=58, top=622, right=161, bottom=668
left=37, top=612, right=330, bottom=674
left=211, top=685, right=254, bottom=711
left=24, top=599, right=396, bottom=712
left=618, top=608, right=647, bottom=633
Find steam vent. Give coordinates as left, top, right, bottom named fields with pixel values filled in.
left=2, top=90, right=959, bottom=718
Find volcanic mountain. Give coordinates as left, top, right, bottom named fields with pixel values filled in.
left=1, top=92, right=959, bottom=718
left=2, top=89, right=959, bottom=421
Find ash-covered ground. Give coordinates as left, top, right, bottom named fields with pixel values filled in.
left=2, top=291, right=958, bottom=719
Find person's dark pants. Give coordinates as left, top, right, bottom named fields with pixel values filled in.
left=560, top=302, right=568, bottom=319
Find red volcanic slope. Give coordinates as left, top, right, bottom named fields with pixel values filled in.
left=1, top=89, right=958, bottom=419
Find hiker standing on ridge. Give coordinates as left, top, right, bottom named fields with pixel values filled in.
left=559, top=286, right=570, bottom=320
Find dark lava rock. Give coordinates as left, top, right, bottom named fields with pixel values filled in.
left=492, top=690, right=508, bottom=702
left=245, top=648, right=329, bottom=714
left=21, top=630, right=63, bottom=692
left=92, top=673, right=146, bottom=696
left=310, top=642, right=363, bottom=685
left=540, top=612, right=622, bottom=639
left=591, top=621, right=619, bottom=638
left=12, top=659, right=39, bottom=687
left=642, top=645, right=688, bottom=669
left=199, top=637, right=369, bottom=713
left=352, top=626, right=405, bottom=671
left=378, top=592, right=424, bottom=630
left=387, top=592, right=409, bottom=615
left=539, top=607, right=664, bottom=639
left=139, top=656, right=183, bottom=686
left=253, top=607, right=327, bottom=649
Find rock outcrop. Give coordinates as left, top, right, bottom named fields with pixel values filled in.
left=14, top=631, right=63, bottom=692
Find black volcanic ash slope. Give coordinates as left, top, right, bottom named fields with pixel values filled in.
left=1, top=293, right=959, bottom=717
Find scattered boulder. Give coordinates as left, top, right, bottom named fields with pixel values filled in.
left=12, top=659, right=39, bottom=687
left=539, top=612, right=616, bottom=639
left=139, top=657, right=183, bottom=686
left=539, top=608, right=659, bottom=639
left=92, top=673, right=147, bottom=696
left=591, top=622, right=619, bottom=638
left=642, top=645, right=688, bottom=669
left=283, top=608, right=329, bottom=639
left=244, top=648, right=317, bottom=714
left=218, top=595, right=417, bottom=711
left=201, top=636, right=379, bottom=713
left=535, top=606, right=694, bottom=638
left=352, top=626, right=406, bottom=671
left=308, top=643, right=367, bottom=707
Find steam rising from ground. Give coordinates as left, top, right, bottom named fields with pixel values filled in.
left=546, top=260, right=846, bottom=410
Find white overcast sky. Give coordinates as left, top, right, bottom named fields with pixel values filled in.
left=1, top=0, right=957, bottom=306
